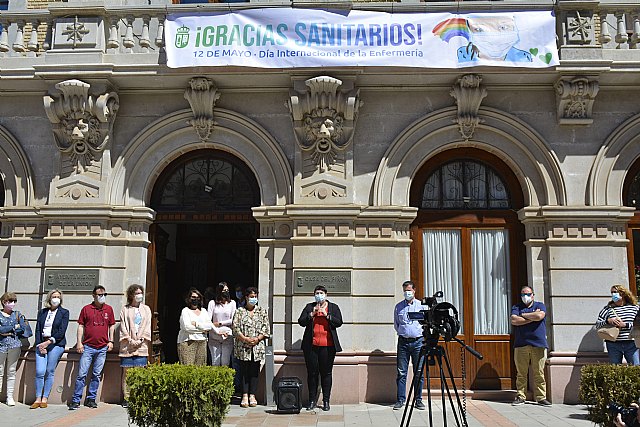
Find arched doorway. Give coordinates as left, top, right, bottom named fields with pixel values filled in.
left=147, top=149, right=260, bottom=363
left=409, top=147, right=525, bottom=390
left=623, top=159, right=640, bottom=295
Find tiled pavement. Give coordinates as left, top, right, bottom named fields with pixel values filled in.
left=0, top=399, right=593, bottom=426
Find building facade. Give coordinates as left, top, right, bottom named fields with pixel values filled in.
left=1, top=0, right=640, bottom=405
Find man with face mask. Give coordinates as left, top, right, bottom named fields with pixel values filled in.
left=510, top=285, right=550, bottom=407
left=393, top=280, right=426, bottom=411
left=68, top=285, right=115, bottom=410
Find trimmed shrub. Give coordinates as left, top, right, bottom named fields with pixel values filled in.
left=579, top=364, right=640, bottom=425
left=126, top=364, right=234, bottom=427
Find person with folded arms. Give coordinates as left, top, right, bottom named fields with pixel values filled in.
left=32, top=289, right=69, bottom=409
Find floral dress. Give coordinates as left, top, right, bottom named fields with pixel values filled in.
left=232, top=306, right=270, bottom=362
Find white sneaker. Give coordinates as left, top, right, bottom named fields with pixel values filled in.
left=6, top=397, right=15, bottom=406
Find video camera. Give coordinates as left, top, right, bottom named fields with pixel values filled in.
left=607, top=402, right=639, bottom=426
left=407, top=291, right=461, bottom=342
left=608, top=402, right=639, bottom=426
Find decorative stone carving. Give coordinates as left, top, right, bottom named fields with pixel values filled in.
left=288, top=76, right=361, bottom=175
left=554, top=76, right=599, bottom=125
left=184, top=77, right=220, bottom=142
left=450, top=74, right=487, bottom=141
left=44, top=79, right=119, bottom=176
left=566, top=11, right=593, bottom=45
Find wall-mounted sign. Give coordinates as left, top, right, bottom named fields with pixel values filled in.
left=294, top=270, right=351, bottom=295
left=44, top=269, right=99, bottom=292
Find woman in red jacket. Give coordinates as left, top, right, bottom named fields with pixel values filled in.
left=297, top=285, right=343, bottom=412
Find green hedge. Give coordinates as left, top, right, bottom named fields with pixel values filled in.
left=126, top=364, right=235, bottom=427
left=579, top=364, right=640, bottom=425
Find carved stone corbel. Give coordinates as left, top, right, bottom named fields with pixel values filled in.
left=184, top=77, right=221, bottom=142
left=450, top=74, right=487, bottom=141
left=288, top=76, right=361, bottom=174
left=43, top=79, right=119, bottom=176
left=554, top=76, right=599, bottom=125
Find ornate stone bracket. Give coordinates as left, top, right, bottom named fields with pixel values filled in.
left=288, top=76, right=361, bottom=174
left=450, top=74, right=487, bottom=141
left=554, top=76, right=599, bottom=125
left=43, top=79, right=119, bottom=176
left=184, top=77, right=220, bottom=142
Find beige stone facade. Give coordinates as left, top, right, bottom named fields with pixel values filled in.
left=1, top=0, right=640, bottom=406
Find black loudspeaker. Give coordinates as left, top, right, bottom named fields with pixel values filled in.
left=276, top=377, right=302, bottom=414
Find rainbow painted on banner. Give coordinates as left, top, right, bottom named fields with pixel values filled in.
left=432, top=18, right=469, bottom=42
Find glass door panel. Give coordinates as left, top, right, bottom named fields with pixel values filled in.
left=471, top=229, right=511, bottom=335
left=422, top=229, right=464, bottom=332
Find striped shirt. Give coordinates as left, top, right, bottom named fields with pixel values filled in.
left=595, top=304, right=639, bottom=341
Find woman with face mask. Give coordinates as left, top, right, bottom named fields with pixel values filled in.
left=177, top=288, right=214, bottom=366
left=207, top=282, right=236, bottom=367
left=32, top=289, right=69, bottom=409
left=118, top=284, right=152, bottom=407
left=232, top=287, right=270, bottom=408
left=297, top=285, right=343, bottom=412
left=0, top=292, right=25, bottom=406
left=595, top=285, right=640, bottom=365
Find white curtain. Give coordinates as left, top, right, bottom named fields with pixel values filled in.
left=423, top=229, right=464, bottom=331
left=471, top=229, right=511, bottom=335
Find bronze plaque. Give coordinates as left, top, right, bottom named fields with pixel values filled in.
left=294, top=270, right=351, bottom=295
left=44, top=269, right=99, bottom=292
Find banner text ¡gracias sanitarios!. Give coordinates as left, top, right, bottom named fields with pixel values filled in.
left=193, top=23, right=424, bottom=48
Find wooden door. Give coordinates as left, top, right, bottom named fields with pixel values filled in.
left=146, top=224, right=169, bottom=364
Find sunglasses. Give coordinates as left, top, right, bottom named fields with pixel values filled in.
left=94, top=293, right=108, bottom=297
left=6, top=299, right=17, bottom=303
left=521, top=293, right=533, bottom=297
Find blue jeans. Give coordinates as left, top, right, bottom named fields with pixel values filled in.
left=71, top=345, right=108, bottom=403
left=35, top=345, right=65, bottom=399
left=396, top=337, right=424, bottom=403
left=606, top=340, right=640, bottom=365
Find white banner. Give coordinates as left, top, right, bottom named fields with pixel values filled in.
left=166, top=9, right=559, bottom=69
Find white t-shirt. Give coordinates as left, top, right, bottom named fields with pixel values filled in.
left=42, top=308, right=58, bottom=337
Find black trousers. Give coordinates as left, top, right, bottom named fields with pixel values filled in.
left=304, top=345, right=336, bottom=403
left=239, top=353, right=260, bottom=395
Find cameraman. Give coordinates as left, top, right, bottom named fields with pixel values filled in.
left=393, top=280, right=426, bottom=411
left=614, top=402, right=640, bottom=427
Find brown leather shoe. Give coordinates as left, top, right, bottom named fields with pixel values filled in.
left=40, top=402, right=48, bottom=408
left=30, top=402, right=41, bottom=409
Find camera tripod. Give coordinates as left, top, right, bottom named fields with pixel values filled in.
left=399, top=333, right=483, bottom=427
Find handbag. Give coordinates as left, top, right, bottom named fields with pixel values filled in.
left=15, top=311, right=33, bottom=338
left=597, top=307, right=620, bottom=341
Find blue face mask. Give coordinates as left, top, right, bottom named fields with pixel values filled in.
left=248, top=297, right=258, bottom=306
left=612, top=292, right=622, bottom=303
left=314, top=293, right=326, bottom=303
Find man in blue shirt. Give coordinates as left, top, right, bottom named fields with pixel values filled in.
left=393, top=280, right=426, bottom=410
left=510, top=285, right=551, bottom=407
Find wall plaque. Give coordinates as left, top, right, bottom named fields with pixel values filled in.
left=44, top=269, right=99, bottom=292
left=293, top=270, right=351, bottom=295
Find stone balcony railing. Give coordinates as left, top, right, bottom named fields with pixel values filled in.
left=0, top=0, right=639, bottom=69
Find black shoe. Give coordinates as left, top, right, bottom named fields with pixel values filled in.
left=322, top=401, right=330, bottom=411
left=537, top=399, right=552, bottom=407
left=121, top=400, right=129, bottom=408
left=393, top=401, right=404, bottom=410
left=414, top=400, right=426, bottom=410
left=84, top=399, right=98, bottom=409
left=68, top=401, right=80, bottom=410
left=306, top=400, right=316, bottom=411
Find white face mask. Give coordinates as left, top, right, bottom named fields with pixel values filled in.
left=471, top=30, right=519, bottom=59
left=521, top=295, right=533, bottom=305
left=135, top=294, right=144, bottom=303
left=96, top=295, right=106, bottom=304
left=404, top=291, right=414, bottom=301
left=50, top=297, right=61, bottom=307
left=314, top=293, right=326, bottom=303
